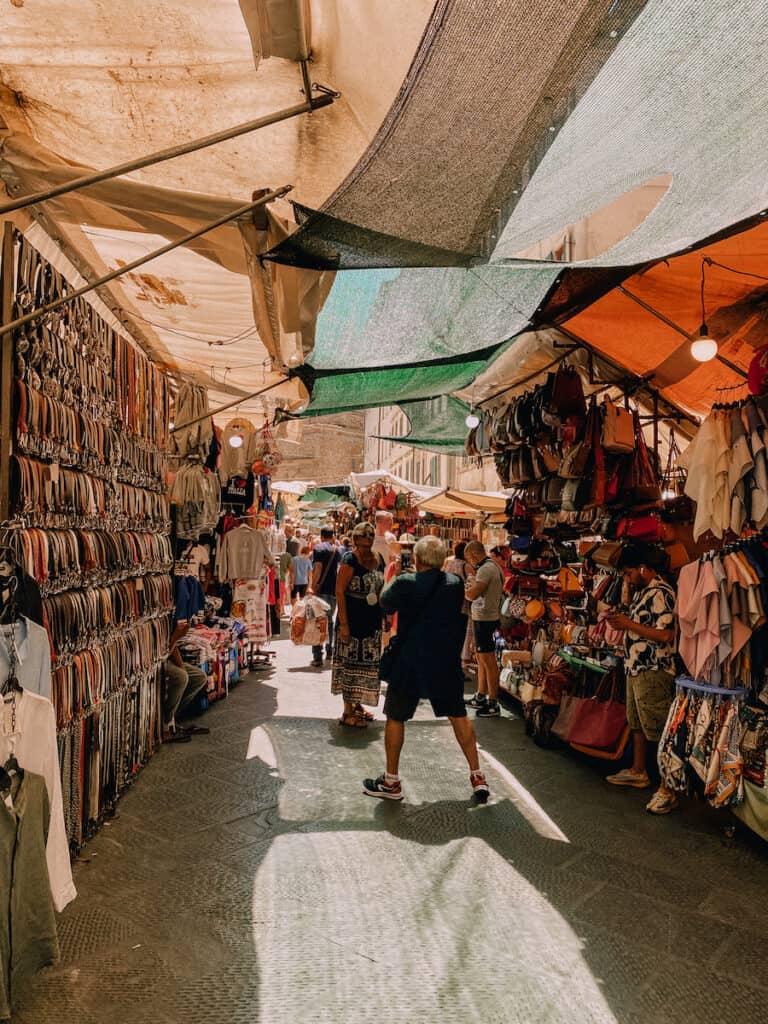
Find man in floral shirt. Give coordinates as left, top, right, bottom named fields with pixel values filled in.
left=605, top=545, right=678, bottom=814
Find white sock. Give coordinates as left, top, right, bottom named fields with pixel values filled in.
left=385, top=772, right=400, bottom=783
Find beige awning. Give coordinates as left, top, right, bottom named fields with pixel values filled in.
left=416, top=488, right=508, bottom=518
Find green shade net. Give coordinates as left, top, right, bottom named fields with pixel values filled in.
left=299, top=488, right=344, bottom=506
left=304, top=356, right=495, bottom=417
left=374, top=397, right=471, bottom=454
left=302, top=263, right=561, bottom=415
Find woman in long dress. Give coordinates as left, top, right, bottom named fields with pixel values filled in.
left=332, top=522, right=385, bottom=727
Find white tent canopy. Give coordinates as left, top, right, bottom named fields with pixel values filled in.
left=348, top=470, right=441, bottom=502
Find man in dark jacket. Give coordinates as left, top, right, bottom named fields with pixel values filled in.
left=362, top=536, right=489, bottom=804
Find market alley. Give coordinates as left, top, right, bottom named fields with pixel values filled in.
left=16, top=639, right=768, bottom=1024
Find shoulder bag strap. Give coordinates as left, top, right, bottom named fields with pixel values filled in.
left=316, top=546, right=338, bottom=591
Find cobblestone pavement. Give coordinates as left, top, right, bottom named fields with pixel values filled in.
left=18, top=636, right=768, bottom=1024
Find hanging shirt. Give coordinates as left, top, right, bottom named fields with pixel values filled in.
left=0, top=690, right=76, bottom=912
left=0, top=770, right=59, bottom=1020
left=0, top=618, right=52, bottom=701
left=218, top=526, right=275, bottom=581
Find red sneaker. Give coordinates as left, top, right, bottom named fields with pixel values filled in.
left=363, top=775, right=403, bottom=801
left=471, top=771, right=490, bottom=804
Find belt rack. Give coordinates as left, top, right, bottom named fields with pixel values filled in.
left=0, top=229, right=174, bottom=851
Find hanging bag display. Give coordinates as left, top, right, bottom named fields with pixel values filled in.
left=622, top=411, right=662, bottom=505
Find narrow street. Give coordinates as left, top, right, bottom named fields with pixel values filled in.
left=18, top=639, right=768, bottom=1024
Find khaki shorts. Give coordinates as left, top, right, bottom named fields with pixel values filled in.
left=626, top=670, right=675, bottom=741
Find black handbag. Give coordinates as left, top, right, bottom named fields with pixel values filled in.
left=379, top=572, right=444, bottom=683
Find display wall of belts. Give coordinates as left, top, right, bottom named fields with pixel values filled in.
left=0, top=228, right=173, bottom=852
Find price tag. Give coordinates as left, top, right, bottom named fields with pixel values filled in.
left=49, top=463, right=60, bottom=484
left=135, top=578, right=144, bottom=591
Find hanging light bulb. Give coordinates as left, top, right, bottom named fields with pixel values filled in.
left=229, top=434, right=244, bottom=449
left=690, top=324, right=718, bottom=363
left=691, top=259, right=718, bottom=362
left=465, top=410, right=480, bottom=429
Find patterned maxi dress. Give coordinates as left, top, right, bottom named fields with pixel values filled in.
left=331, top=551, right=385, bottom=707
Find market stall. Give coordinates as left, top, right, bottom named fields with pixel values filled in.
left=473, top=354, right=768, bottom=840
left=414, top=487, right=510, bottom=546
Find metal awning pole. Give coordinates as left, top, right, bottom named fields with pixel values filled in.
left=170, top=378, right=290, bottom=434
left=0, top=185, right=292, bottom=337
left=0, top=85, right=334, bottom=216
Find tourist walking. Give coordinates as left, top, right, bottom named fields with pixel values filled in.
left=332, top=522, right=386, bottom=727
left=464, top=541, right=504, bottom=717
left=309, top=524, right=341, bottom=667
left=363, top=536, right=489, bottom=803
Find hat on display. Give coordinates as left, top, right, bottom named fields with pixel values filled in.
left=397, top=533, right=417, bottom=545
left=524, top=599, right=546, bottom=622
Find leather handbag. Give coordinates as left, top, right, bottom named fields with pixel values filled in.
left=622, top=411, right=662, bottom=504
left=617, top=514, right=663, bottom=542
left=602, top=401, right=635, bottom=453
left=567, top=672, right=627, bottom=750
left=660, top=427, right=694, bottom=522
left=502, top=648, right=532, bottom=668
left=550, top=365, right=586, bottom=418
left=542, top=475, right=565, bottom=508
left=552, top=692, right=580, bottom=741
left=590, top=542, right=622, bottom=569
left=518, top=674, right=544, bottom=704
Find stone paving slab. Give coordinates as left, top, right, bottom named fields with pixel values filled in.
left=17, top=636, right=768, bottom=1023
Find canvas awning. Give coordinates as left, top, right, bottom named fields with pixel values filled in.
left=348, top=470, right=441, bottom=502
left=416, top=488, right=508, bottom=518
left=0, top=0, right=435, bottom=416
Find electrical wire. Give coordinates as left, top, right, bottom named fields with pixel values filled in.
left=703, top=256, right=768, bottom=285
left=117, top=306, right=260, bottom=346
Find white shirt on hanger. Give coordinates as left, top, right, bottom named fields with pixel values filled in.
left=0, top=617, right=52, bottom=701
left=0, top=689, right=76, bottom=912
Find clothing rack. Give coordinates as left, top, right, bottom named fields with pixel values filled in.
left=675, top=677, right=748, bottom=698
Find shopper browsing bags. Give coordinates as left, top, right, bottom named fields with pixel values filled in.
left=604, top=544, right=679, bottom=815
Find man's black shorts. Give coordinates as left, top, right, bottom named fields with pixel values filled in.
left=473, top=619, right=499, bottom=654
left=384, top=685, right=467, bottom=722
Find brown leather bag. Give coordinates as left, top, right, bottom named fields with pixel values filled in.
left=602, top=401, right=635, bottom=453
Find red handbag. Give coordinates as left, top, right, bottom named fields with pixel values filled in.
left=550, top=365, right=586, bottom=418
left=567, top=672, right=627, bottom=750
left=617, top=514, right=663, bottom=542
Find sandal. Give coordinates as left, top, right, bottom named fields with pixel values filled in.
left=339, top=713, right=368, bottom=729
left=354, top=703, right=374, bottom=721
